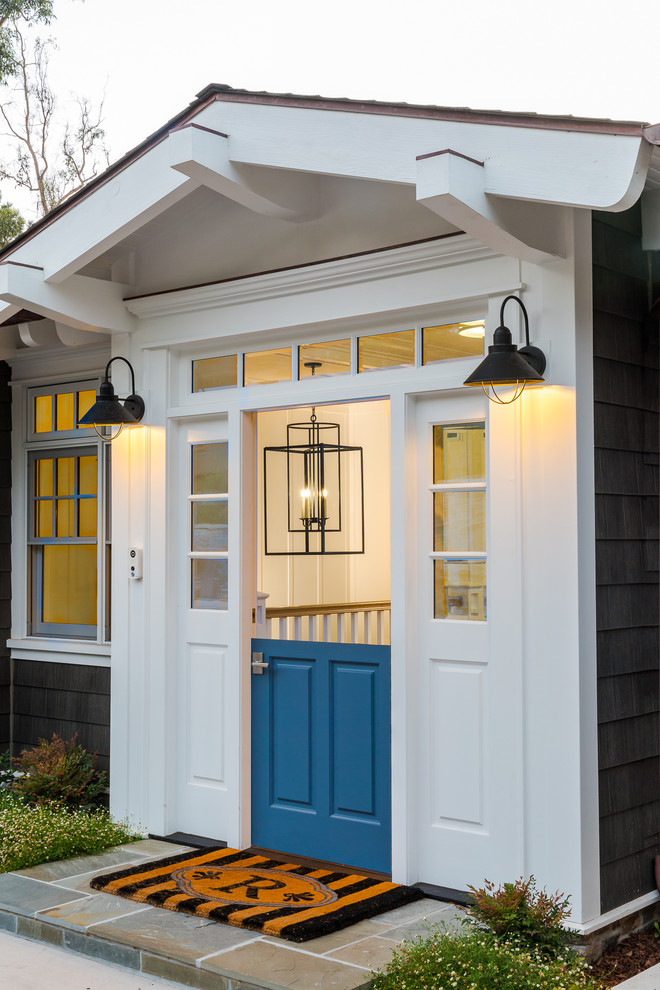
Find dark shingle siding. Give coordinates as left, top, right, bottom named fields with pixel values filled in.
left=593, top=207, right=660, bottom=913
left=12, top=660, right=110, bottom=773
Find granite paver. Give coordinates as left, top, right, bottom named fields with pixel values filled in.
left=38, top=891, right=151, bottom=930
left=91, top=905, right=259, bottom=961
left=201, top=938, right=371, bottom=989
left=0, top=873, right=87, bottom=917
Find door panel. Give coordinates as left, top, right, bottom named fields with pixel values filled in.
left=174, top=419, right=231, bottom=839
left=251, top=637, right=391, bottom=873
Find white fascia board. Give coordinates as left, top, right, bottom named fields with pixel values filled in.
left=169, top=124, right=319, bottom=222
left=0, top=264, right=135, bottom=333
left=484, top=134, right=652, bottom=211
left=19, top=140, right=199, bottom=284
left=197, top=101, right=650, bottom=211
left=416, top=151, right=565, bottom=264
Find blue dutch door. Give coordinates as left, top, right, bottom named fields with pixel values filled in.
left=251, top=637, right=391, bottom=874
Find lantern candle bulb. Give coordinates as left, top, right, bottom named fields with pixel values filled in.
left=300, top=488, right=311, bottom=521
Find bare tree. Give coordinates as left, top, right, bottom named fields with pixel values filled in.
left=0, top=23, right=108, bottom=216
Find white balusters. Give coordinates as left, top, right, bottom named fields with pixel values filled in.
left=262, top=603, right=391, bottom=646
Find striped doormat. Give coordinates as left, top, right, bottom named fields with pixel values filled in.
left=90, top=846, right=423, bottom=942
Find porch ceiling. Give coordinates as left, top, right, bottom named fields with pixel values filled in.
left=76, top=176, right=460, bottom=298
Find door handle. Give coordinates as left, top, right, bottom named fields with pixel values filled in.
left=251, top=651, right=269, bottom=675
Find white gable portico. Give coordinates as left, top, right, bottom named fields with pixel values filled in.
left=2, top=86, right=660, bottom=937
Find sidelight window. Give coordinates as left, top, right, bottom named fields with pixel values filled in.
left=431, top=422, right=487, bottom=620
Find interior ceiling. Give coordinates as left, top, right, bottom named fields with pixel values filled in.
left=78, top=173, right=461, bottom=297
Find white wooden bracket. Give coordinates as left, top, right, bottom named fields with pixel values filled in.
left=169, top=123, right=320, bottom=223
left=416, top=150, right=565, bottom=265
left=0, top=263, right=134, bottom=334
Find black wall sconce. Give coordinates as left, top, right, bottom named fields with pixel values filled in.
left=263, top=363, right=365, bottom=555
left=78, top=356, right=145, bottom=440
left=464, top=295, right=546, bottom=404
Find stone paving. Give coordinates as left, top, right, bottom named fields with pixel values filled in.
left=0, top=840, right=465, bottom=989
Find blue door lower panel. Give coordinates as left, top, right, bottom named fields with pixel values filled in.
left=251, top=638, right=391, bottom=874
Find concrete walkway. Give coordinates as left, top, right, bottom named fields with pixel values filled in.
left=0, top=840, right=463, bottom=990
left=618, top=965, right=660, bottom=989
left=0, top=929, right=195, bottom=989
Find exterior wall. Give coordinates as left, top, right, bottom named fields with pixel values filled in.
left=12, top=660, right=110, bottom=772
left=593, top=206, right=660, bottom=913
left=7, top=346, right=113, bottom=772
left=0, top=361, right=11, bottom=751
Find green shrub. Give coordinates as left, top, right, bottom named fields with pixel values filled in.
left=0, top=792, right=139, bottom=872
left=370, top=925, right=602, bottom=990
left=467, top=875, right=575, bottom=956
left=11, top=734, right=107, bottom=809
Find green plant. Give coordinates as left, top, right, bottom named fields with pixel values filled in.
left=0, top=793, right=140, bottom=872
left=467, top=875, right=575, bottom=956
left=11, top=734, right=107, bottom=809
left=370, top=924, right=603, bottom=990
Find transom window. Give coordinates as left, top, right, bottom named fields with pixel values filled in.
left=190, top=318, right=486, bottom=391
left=431, top=422, right=486, bottom=621
left=29, top=381, right=98, bottom=439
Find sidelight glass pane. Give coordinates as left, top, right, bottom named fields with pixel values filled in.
left=434, top=491, right=486, bottom=552
left=79, top=455, right=97, bottom=495
left=299, top=339, right=351, bottom=377
left=192, top=355, right=238, bottom=392
left=57, top=499, right=75, bottom=537
left=35, top=500, right=52, bottom=538
left=433, top=423, right=485, bottom=483
left=192, top=500, right=228, bottom=552
left=35, top=459, right=53, bottom=497
left=79, top=498, right=97, bottom=538
left=191, top=557, right=228, bottom=610
left=57, top=457, right=76, bottom=496
left=244, top=347, right=292, bottom=385
left=35, top=395, right=52, bottom=433
left=42, top=545, right=97, bottom=626
left=56, top=392, right=75, bottom=431
left=358, top=329, right=414, bottom=372
left=434, top=559, right=486, bottom=621
left=192, top=442, right=228, bottom=495
left=423, top=321, right=485, bottom=364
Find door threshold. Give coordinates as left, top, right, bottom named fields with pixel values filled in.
left=149, top=832, right=228, bottom=849
left=246, top=845, right=392, bottom=882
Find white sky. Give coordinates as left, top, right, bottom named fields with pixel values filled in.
left=4, top=0, right=660, bottom=216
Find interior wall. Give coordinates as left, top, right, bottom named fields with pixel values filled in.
left=257, top=399, right=390, bottom=609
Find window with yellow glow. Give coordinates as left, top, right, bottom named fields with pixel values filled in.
left=431, top=423, right=487, bottom=621
left=190, top=442, right=228, bottom=609
left=423, top=321, right=485, bottom=364
left=192, top=355, right=238, bottom=392
left=28, top=444, right=108, bottom=640
left=244, top=348, right=292, bottom=385
left=30, top=382, right=98, bottom=438
left=358, top=330, right=415, bottom=372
